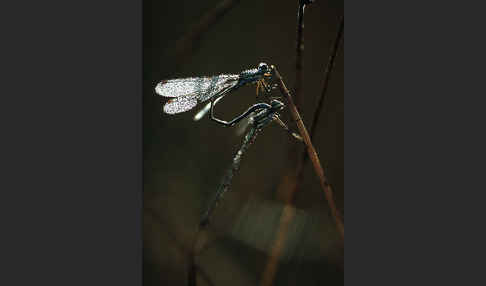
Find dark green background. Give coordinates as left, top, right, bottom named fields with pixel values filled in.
left=143, top=1, right=343, bottom=285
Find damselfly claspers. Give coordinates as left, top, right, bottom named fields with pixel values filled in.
left=155, top=62, right=274, bottom=126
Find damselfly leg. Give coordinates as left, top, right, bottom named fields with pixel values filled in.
left=255, top=77, right=273, bottom=95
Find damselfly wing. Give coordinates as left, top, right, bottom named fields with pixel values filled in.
left=155, top=75, right=240, bottom=114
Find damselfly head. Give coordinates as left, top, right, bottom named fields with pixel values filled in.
left=269, top=99, right=284, bottom=111
left=258, top=62, right=272, bottom=77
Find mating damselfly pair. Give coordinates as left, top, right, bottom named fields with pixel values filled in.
left=154, top=62, right=302, bottom=140
left=155, top=63, right=302, bottom=226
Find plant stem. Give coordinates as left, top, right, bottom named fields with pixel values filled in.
left=272, top=66, right=344, bottom=240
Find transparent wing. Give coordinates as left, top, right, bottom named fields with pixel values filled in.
left=196, top=74, right=240, bottom=102
left=163, top=95, right=198, bottom=114
left=155, top=74, right=239, bottom=102
left=156, top=78, right=206, bottom=98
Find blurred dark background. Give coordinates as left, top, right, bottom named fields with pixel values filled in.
left=143, top=0, right=343, bottom=285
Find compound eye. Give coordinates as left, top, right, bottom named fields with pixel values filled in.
left=258, top=62, right=269, bottom=72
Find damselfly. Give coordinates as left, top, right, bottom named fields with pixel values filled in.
left=200, top=99, right=288, bottom=226
left=155, top=62, right=273, bottom=126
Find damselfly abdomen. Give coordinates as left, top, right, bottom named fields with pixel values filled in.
left=155, top=62, right=273, bottom=126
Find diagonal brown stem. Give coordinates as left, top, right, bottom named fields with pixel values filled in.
left=294, top=0, right=314, bottom=109
left=260, top=20, right=344, bottom=285
left=272, top=66, right=344, bottom=239
left=295, top=16, right=344, bottom=210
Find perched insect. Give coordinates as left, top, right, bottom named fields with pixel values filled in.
left=200, top=99, right=291, bottom=226
left=155, top=62, right=273, bottom=126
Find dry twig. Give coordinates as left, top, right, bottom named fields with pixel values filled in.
left=272, top=66, right=344, bottom=239
left=294, top=0, right=314, bottom=109
left=260, top=64, right=344, bottom=286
